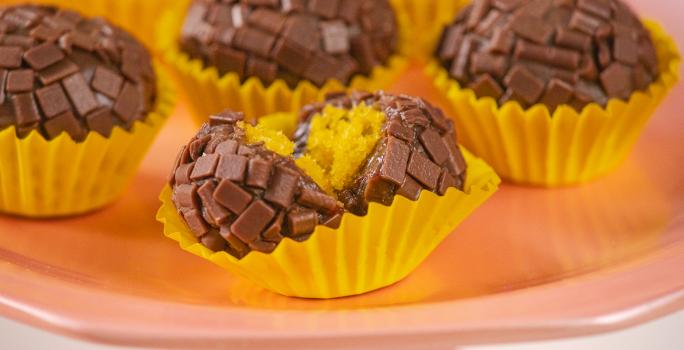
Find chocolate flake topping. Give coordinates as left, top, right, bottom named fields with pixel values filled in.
left=0, top=5, right=156, bottom=141
left=180, top=0, right=398, bottom=88
left=436, top=0, right=659, bottom=112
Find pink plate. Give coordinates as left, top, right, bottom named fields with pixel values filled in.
left=0, top=1, right=683, bottom=349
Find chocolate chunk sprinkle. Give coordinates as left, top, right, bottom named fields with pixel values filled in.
left=216, top=154, right=248, bottom=182
left=35, top=83, right=70, bottom=118
left=230, top=200, right=276, bottom=243
left=190, top=154, right=220, bottom=180
left=23, top=42, right=64, bottom=70
left=214, top=178, right=253, bottom=215
left=264, top=165, right=300, bottom=208
left=246, top=158, right=272, bottom=189
left=379, top=137, right=410, bottom=185
left=407, top=152, right=442, bottom=190
left=6, top=69, right=34, bottom=93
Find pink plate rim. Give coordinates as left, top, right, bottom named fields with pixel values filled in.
left=1, top=237, right=683, bottom=349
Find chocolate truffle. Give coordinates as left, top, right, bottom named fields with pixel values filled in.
left=179, top=0, right=398, bottom=88
left=294, top=91, right=467, bottom=215
left=170, top=112, right=345, bottom=259
left=0, top=5, right=156, bottom=141
left=436, top=0, right=659, bottom=112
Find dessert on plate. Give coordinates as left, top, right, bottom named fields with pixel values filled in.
left=158, top=91, right=500, bottom=298
left=429, top=0, right=680, bottom=186
left=0, top=4, right=174, bottom=217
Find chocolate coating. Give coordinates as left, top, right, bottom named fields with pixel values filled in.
left=170, top=112, right=345, bottom=259
left=294, top=91, right=467, bottom=216
left=0, top=5, right=157, bottom=141
left=180, top=0, right=398, bottom=88
left=436, top=0, right=659, bottom=112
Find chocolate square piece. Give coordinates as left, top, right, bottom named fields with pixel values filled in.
left=183, top=209, right=210, bottom=237
left=0, top=46, right=23, bottom=68
left=43, top=110, right=85, bottom=141
left=407, top=151, right=441, bottom=190
left=379, top=137, right=410, bottom=185
left=503, top=66, right=545, bottom=105
left=264, top=165, right=300, bottom=208
left=23, top=42, right=64, bottom=70
left=190, top=154, right=220, bottom=180
left=37, top=58, right=79, bottom=85
left=174, top=183, right=199, bottom=209
left=271, top=38, right=311, bottom=75
left=6, top=69, right=34, bottom=93
left=397, top=175, right=422, bottom=201
left=197, top=181, right=232, bottom=225
left=230, top=200, right=276, bottom=243
left=85, top=108, right=115, bottom=137
left=287, top=209, right=318, bottom=237
left=91, top=66, right=124, bottom=99
left=600, top=62, right=633, bottom=99
left=419, top=129, right=450, bottom=165
left=12, top=92, right=40, bottom=126
left=175, top=163, right=195, bottom=185
left=113, top=82, right=142, bottom=122
left=246, top=158, right=272, bottom=189
left=216, top=154, right=248, bottom=182
left=201, top=231, right=228, bottom=252
left=62, top=73, right=99, bottom=116
left=215, top=140, right=239, bottom=155
left=299, top=188, right=337, bottom=212
left=35, top=83, right=70, bottom=118
left=214, top=178, right=253, bottom=214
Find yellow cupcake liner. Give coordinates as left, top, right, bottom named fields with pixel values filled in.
left=428, top=21, right=680, bottom=187
left=157, top=149, right=500, bottom=299
left=389, top=0, right=470, bottom=61
left=0, top=68, right=175, bottom=218
left=2, top=0, right=170, bottom=52
left=156, top=4, right=409, bottom=125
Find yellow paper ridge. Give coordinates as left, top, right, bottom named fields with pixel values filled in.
left=157, top=149, right=500, bottom=299
left=156, top=4, right=409, bottom=124
left=0, top=67, right=175, bottom=218
left=427, top=20, right=680, bottom=186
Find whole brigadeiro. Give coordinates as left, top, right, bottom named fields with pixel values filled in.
left=429, top=0, right=680, bottom=186
left=0, top=5, right=173, bottom=217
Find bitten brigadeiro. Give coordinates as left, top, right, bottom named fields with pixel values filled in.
left=179, top=0, right=398, bottom=87
left=0, top=5, right=157, bottom=141
left=436, top=0, right=659, bottom=112
left=169, top=91, right=468, bottom=258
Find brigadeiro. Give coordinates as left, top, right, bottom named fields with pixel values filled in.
left=159, top=91, right=500, bottom=298
left=429, top=0, right=679, bottom=186
left=0, top=5, right=174, bottom=217
left=158, top=0, right=405, bottom=123
left=0, top=5, right=157, bottom=140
